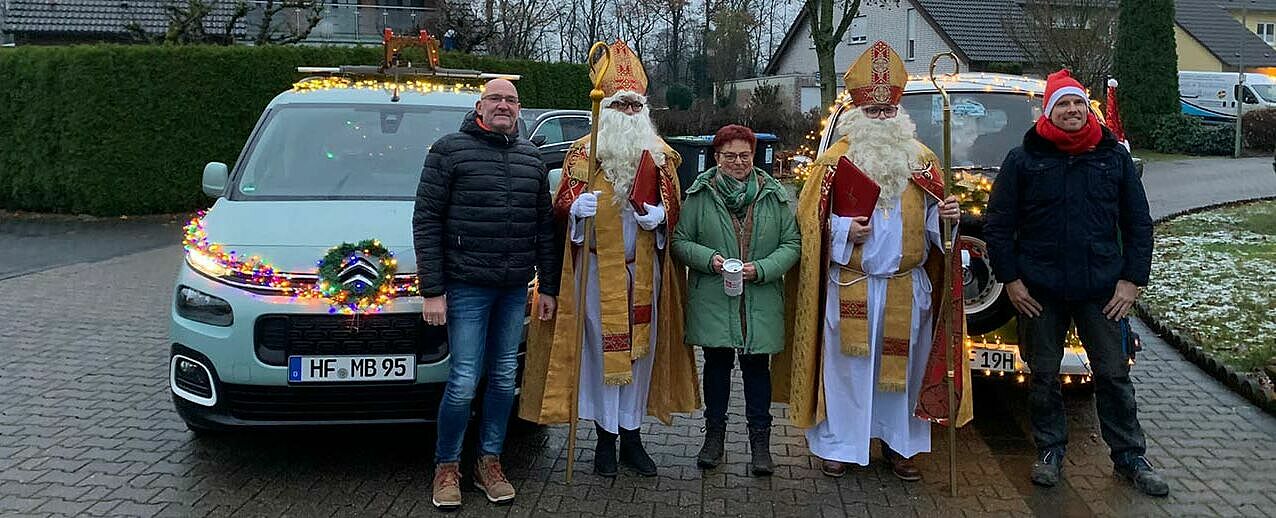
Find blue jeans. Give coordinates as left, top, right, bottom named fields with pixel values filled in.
left=434, top=281, right=526, bottom=464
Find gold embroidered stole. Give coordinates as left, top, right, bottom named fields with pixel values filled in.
left=591, top=169, right=657, bottom=385
left=837, top=182, right=928, bottom=392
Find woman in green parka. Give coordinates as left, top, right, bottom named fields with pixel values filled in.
left=671, top=125, right=801, bottom=476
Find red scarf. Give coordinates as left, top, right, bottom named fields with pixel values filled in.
left=1035, top=112, right=1102, bottom=155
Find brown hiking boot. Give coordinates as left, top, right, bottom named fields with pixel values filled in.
left=432, top=462, right=462, bottom=509
left=474, top=455, right=516, bottom=504
left=883, top=446, right=922, bottom=482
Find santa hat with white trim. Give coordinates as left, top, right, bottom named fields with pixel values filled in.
left=1043, top=69, right=1089, bottom=113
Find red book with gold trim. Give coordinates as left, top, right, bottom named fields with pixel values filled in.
left=832, top=156, right=880, bottom=221
left=628, top=150, right=660, bottom=215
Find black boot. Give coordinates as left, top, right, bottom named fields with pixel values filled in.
left=747, top=425, right=774, bottom=476
left=594, top=424, right=618, bottom=477
left=696, top=420, right=726, bottom=469
left=618, top=427, right=657, bottom=477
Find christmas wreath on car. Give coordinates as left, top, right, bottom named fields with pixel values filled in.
left=316, top=239, right=398, bottom=313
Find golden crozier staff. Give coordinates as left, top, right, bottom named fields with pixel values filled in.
left=565, top=41, right=613, bottom=484
left=929, top=51, right=960, bottom=497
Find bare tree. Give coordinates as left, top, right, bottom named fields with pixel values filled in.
left=223, top=0, right=250, bottom=43
left=441, top=0, right=496, bottom=52
left=653, top=0, right=690, bottom=81
left=587, top=0, right=609, bottom=51
left=805, top=0, right=897, bottom=107
left=135, top=0, right=243, bottom=44
left=553, top=0, right=583, bottom=61
left=163, top=0, right=213, bottom=43
left=250, top=0, right=325, bottom=45
left=615, top=0, right=664, bottom=60
left=756, top=0, right=787, bottom=73
left=1002, top=0, right=1118, bottom=94
left=489, top=0, right=560, bottom=59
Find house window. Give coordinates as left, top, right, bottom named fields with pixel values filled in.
left=1258, top=23, right=1276, bottom=45
left=849, top=15, right=867, bottom=44
left=906, top=8, right=917, bottom=60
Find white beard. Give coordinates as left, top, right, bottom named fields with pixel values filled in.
left=594, top=104, right=665, bottom=205
left=837, top=107, right=919, bottom=210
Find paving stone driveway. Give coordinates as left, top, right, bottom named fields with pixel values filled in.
left=2, top=158, right=1275, bottom=517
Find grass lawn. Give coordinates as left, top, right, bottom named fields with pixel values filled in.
left=1141, top=200, right=1276, bottom=374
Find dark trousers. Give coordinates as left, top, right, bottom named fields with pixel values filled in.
left=1018, top=297, right=1147, bottom=466
left=702, top=347, right=772, bottom=429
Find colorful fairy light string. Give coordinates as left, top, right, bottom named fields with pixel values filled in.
left=183, top=212, right=295, bottom=291
left=182, top=212, right=418, bottom=314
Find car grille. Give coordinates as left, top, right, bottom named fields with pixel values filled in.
left=254, top=313, right=448, bottom=367
left=220, top=382, right=445, bottom=422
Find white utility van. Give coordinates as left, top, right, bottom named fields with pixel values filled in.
left=1179, top=70, right=1276, bottom=122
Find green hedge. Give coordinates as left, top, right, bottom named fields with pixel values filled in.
left=1241, top=108, right=1276, bottom=152
left=0, top=45, right=589, bottom=215
left=1146, top=113, right=1235, bottom=156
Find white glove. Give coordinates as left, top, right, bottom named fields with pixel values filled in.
left=571, top=190, right=602, bottom=219
left=634, top=203, right=665, bottom=231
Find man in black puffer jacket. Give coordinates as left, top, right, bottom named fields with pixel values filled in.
left=985, top=70, right=1165, bottom=497
left=412, top=78, right=559, bottom=509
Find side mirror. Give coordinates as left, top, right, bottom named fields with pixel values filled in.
left=531, top=134, right=548, bottom=146
left=202, top=162, right=229, bottom=198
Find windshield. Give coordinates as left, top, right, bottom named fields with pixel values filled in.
left=828, top=92, right=1041, bottom=168
left=234, top=104, right=470, bottom=199
left=1251, top=84, right=1276, bottom=103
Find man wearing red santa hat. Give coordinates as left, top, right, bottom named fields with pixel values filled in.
left=985, top=70, right=1165, bottom=496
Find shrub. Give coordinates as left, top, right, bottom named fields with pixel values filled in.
left=1241, top=108, right=1276, bottom=152
left=665, top=84, right=693, bottom=110
left=0, top=45, right=588, bottom=215
left=652, top=99, right=742, bottom=138
left=1146, top=113, right=1234, bottom=156
left=650, top=86, right=816, bottom=152
left=743, top=85, right=818, bottom=150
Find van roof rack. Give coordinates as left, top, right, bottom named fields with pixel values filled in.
left=296, top=29, right=521, bottom=82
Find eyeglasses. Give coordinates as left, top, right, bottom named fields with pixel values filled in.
left=716, top=152, right=754, bottom=163
left=861, top=105, right=898, bottom=117
left=482, top=95, right=521, bottom=105
left=610, top=100, right=645, bottom=111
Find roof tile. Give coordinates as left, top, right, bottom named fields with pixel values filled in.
left=2, top=0, right=246, bottom=37
left=1175, top=0, right=1276, bottom=68
left=914, top=0, right=1028, bottom=63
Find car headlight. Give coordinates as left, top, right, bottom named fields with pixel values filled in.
left=176, top=286, right=234, bottom=326
left=186, top=248, right=230, bottom=278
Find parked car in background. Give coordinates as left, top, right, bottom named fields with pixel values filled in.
left=528, top=110, right=591, bottom=189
